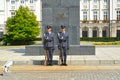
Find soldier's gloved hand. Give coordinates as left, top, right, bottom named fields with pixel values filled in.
left=44, top=34, right=49, bottom=40
left=60, top=36, right=64, bottom=40
left=45, top=36, right=49, bottom=40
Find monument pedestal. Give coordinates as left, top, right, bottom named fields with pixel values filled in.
left=25, top=45, right=95, bottom=55
left=25, top=0, right=95, bottom=56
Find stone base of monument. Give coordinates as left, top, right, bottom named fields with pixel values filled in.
left=25, top=45, right=95, bottom=55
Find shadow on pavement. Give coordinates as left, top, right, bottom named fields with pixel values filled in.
left=0, top=73, right=3, bottom=76
left=33, top=60, right=58, bottom=65
left=6, top=48, right=25, bottom=54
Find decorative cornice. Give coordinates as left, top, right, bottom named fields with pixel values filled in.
left=91, top=9, right=99, bottom=11
left=101, top=9, right=109, bottom=11
left=115, top=8, right=120, bottom=10
left=81, top=9, right=89, bottom=11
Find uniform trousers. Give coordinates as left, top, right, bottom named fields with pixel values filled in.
left=46, top=47, right=54, bottom=64
left=59, top=47, right=68, bottom=64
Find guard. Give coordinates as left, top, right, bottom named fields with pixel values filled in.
left=57, top=25, right=69, bottom=66
left=43, top=26, right=55, bottom=66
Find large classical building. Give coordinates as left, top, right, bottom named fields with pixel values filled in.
left=0, top=0, right=120, bottom=38
left=80, top=0, right=120, bottom=38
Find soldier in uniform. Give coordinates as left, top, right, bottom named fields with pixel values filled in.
left=43, top=26, right=55, bottom=66
left=57, top=25, right=69, bottom=66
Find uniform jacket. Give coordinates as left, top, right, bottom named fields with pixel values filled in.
left=43, top=32, right=55, bottom=49
left=57, top=32, right=69, bottom=49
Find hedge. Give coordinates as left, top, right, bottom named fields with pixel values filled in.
left=36, top=37, right=120, bottom=42
left=35, top=37, right=120, bottom=42
left=80, top=37, right=120, bottom=42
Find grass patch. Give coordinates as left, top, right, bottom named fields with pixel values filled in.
left=92, top=41, right=120, bottom=45
left=80, top=41, right=120, bottom=45
left=32, top=41, right=42, bottom=44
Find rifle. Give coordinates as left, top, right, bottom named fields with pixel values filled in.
left=58, top=49, right=62, bottom=65
left=44, top=49, right=47, bottom=66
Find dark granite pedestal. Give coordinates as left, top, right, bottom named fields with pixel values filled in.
left=25, top=0, right=95, bottom=56
left=25, top=45, right=95, bottom=56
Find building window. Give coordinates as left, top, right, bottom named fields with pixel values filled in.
left=83, top=11, right=88, bottom=20
left=83, top=0, right=88, bottom=3
left=117, top=11, right=120, bottom=20
left=93, top=27, right=98, bottom=37
left=0, top=24, right=3, bottom=31
left=11, top=0, right=15, bottom=4
left=117, top=30, right=120, bottom=37
left=102, top=30, right=107, bottom=37
left=93, top=30, right=97, bottom=37
left=103, top=11, right=108, bottom=20
left=117, top=0, right=120, bottom=2
left=30, top=0, right=34, bottom=3
left=104, top=0, right=108, bottom=3
left=20, top=0, right=24, bottom=4
left=102, top=27, right=108, bottom=37
left=11, top=12, right=15, bottom=17
left=82, top=27, right=88, bottom=37
left=0, top=32, right=3, bottom=39
left=94, top=0, right=98, bottom=3
left=93, top=11, right=98, bottom=20
left=82, top=31, right=88, bottom=37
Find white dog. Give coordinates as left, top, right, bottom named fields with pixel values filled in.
left=2, top=60, right=13, bottom=73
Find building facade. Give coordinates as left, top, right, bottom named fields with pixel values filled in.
left=80, top=0, right=120, bottom=38
left=0, top=0, right=120, bottom=38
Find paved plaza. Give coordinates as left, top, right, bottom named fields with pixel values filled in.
left=0, top=46, right=120, bottom=80
left=0, top=46, right=120, bottom=66
left=0, top=70, right=120, bottom=80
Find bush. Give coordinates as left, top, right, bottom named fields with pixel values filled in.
left=2, top=34, right=33, bottom=45
left=0, top=38, right=2, bottom=41
left=3, top=6, right=40, bottom=45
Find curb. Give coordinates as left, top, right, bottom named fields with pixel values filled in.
left=1, top=59, right=120, bottom=66
left=1, top=66, right=120, bottom=72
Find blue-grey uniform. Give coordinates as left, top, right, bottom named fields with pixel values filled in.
left=43, top=32, right=55, bottom=65
left=57, top=31, right=69, bottom=65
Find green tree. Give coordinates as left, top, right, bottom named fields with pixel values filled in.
left=3, top=6, right=40, bottom=45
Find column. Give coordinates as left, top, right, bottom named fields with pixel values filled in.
left=89, top=27, right=92, bottom=37
left=80, top=27, right=82, bottom=38
left=99, top=27, right=102, bottom=37
left=111, top=26, right=117, bottom=37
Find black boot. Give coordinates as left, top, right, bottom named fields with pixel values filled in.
left=49, top=60, right=52, bottom=66
left=63, top=60, right=67, bottom=66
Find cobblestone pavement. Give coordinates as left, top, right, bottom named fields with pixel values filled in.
left=1, top=70, right=120, bottom=80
